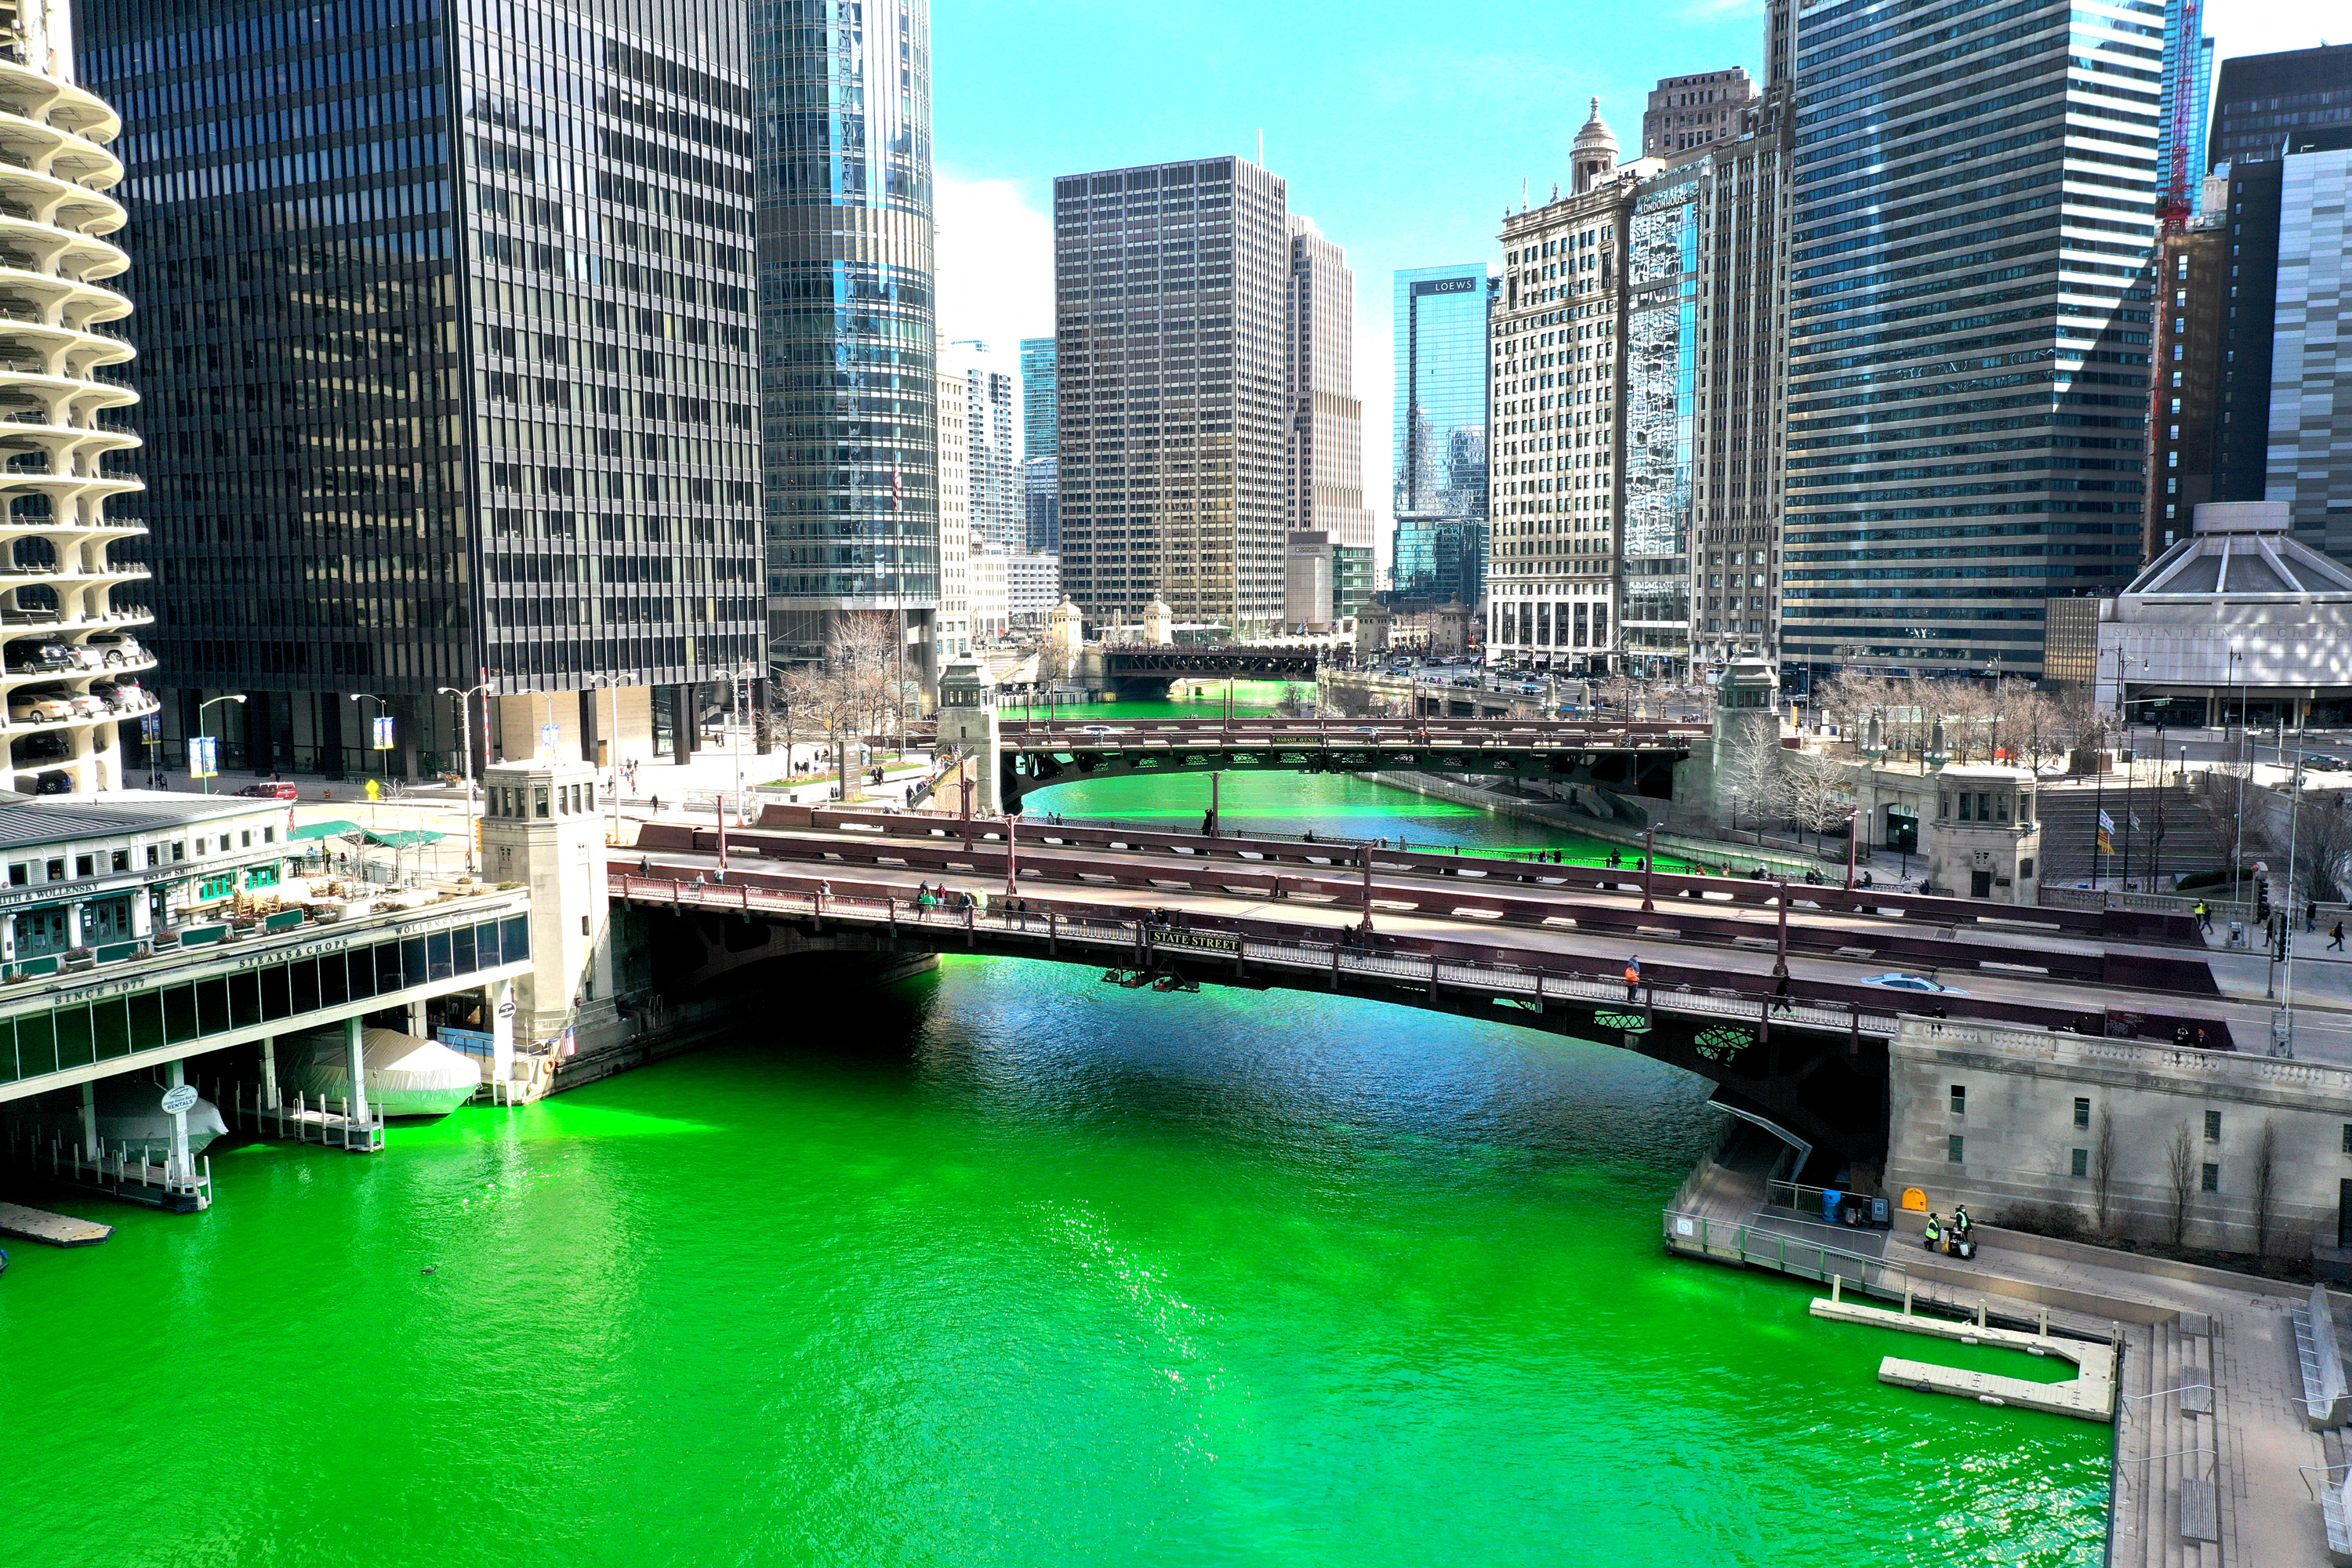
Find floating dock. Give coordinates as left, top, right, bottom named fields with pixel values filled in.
left=0, top=1200, right=114, bottom=1247
left=1811, top=1281, right=2117, bottom=1422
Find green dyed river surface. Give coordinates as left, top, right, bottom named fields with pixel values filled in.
left=0, top=689, right=2108, bottom=1566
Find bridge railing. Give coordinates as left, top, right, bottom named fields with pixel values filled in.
left=607, top=872, right=1900, bottom=1040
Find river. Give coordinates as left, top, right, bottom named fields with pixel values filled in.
left=0, top=688, right=2108, bottom=1566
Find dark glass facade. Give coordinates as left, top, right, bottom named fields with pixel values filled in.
left=755, top=0, right=936, bottom=672
left=2209, top=45, right=2352, bottom=170
left=1389, top=265, right=1489, bottom=608
left=1780, top=0, right=2161, bottom=680
left=82, top=0, right=764, bottom=775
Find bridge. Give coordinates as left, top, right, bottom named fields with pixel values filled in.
left=992, top=716, right=1708, bottom=812
left=618, top=808, right=2232, bottom=1164
left=1094, top=644, right=1321, bottom=700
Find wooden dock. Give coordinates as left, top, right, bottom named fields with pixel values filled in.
left=0, top=1200, right=114, bottom=1247
left=1811, top=1284, right=2117, bottom=1422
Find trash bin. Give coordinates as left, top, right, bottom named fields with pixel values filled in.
left=1820, top=1187, right=1843, bottom=1223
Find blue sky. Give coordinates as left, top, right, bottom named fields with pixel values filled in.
left=931, top=0, right=2336, bottom=556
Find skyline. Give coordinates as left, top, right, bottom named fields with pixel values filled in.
left=933, top=0, right=2338, bottom=575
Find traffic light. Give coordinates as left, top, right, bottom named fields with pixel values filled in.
left=2256, top=878, right=2272, bottom=921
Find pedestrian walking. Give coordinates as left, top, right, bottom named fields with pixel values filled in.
left=1770, top=970, right=1793, bottom=1015
left=2193, top=900, right=2211, bottom=933
left=2332, top=921, right=2347, bottom=952
left=637, top=855, right=652, bottom=877
left=2309, top=899, right=2321, bottom=935
left=1624, top=957, right=1642, bottom=1003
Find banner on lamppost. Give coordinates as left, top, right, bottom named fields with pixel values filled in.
left=2096, top=808, right=2114, bottom=855
left=371, top=715, right=394, bottom=750
left=140, top=713, right=161, bottom=742
left=540, top=722, right=560, bottom=759
left=188, top=736, right=217, bottom=779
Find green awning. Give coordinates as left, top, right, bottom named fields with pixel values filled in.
left=289, top=819, right=362, bottom=841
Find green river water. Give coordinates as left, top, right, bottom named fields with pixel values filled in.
left=0, top=689, right=2108, bottom=1566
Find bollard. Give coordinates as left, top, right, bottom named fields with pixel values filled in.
left=1903, top=1283, right=1914, bottom=1316
left=1831, top=1275, right=1842, bottom=1304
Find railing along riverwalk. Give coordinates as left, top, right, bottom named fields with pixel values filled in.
left=608, top=871, right=1903, bottom=1040
left=1661, top=1204, right=2121, bottom=1345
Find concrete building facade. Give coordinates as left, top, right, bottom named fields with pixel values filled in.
left=0, top=14, right=149, bottom=794
left=1887, top=1018, right=2352, bottom=1259
left=1640, top=67, right=1758, bottom=158
left=1486, top=102, right=1635, bottom=672
left=935, top=366, right=972, bottom=663
left=1053, top=156, right=1294, bottom=636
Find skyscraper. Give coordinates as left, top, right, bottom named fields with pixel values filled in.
left=1391, top=264, right=1491, bottom=612
left=0, top=5, right=150, bottom=795
left=1776, top=0, right=2160, bottom=681
left=1053, top=156, right=1293, bottom=635
left=2266, top=148, right=2352, bottom=560
left=1488, top=105, right=1632, bottom=670
left=87, top=0, right=764, bottom=777
left=1019, top=336, right=1057, bottom=459
left=946, top=339, right=1018, bottom=552
left=757, top=0, right=937, bottom=679
left=2209, top=45, right=2352, bottom=170
left=1287, top=217, right=1370, bottom=619
left=2155, top=0, right=2212, bottom=212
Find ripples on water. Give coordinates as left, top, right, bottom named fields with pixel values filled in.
left=0, top=689, right=2107, bottom=1566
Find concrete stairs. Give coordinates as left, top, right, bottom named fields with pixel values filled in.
left=2035, top=786, right=2231, bottom=887
left=2111, top=1314, right=2221, bottom=1568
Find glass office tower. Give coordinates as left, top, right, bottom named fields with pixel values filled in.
left=1019, top=336, right=1056, bottom=459
left=756, top=0, right=937, bottom=677
left=84, top=0, right=764, bottom=776
left=1390, top=265, right=1490, bottom=608
left=1777, top=0, right=2160, bottom=681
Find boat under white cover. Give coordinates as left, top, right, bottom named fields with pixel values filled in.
left=13, top=1078, right=229, bottom=1162
left=287, top=1028, right=480, bottom=1119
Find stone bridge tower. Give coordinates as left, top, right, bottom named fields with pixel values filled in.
left=480, top=757, right=616, bottom=1047
left=938, top=657, right=1002, bottom=815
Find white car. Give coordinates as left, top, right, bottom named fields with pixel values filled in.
left=1857, top=971, right=1966, bottom=996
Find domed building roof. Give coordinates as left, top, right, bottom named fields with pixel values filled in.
left=1573, top=97, right=1618, bottom=158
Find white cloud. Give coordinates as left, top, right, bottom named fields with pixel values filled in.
left=933, top=170, right=1054, bottom=354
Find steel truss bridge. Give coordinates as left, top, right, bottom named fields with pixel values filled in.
left=995, top=716, right=1708, bottom=812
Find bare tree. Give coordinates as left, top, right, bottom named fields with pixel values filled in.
left=2252, top=1119, right=2279, bottom=1258
left=1597, top=675, right=1638, bottom=720
left=1780, top=751, right=1856, bottom=852
left=2165, top=1120, right=2196, bottom=1247
left=2295, top=799, right=2352, bottom=903
left=2091, top=1107, right=2120, bottom=1236
left=1715, top=724, right=1786, bottom=833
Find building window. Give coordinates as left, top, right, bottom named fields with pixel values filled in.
left=45, top=858, right=63, bottom=880
left=172, top=843, right=185, bottom=862
left=198, top=873, right=236, bottom=901
left=111, top=851, right=129, bottom=873
left=5, top=864, right=24, bottom=886
left=1947, top=1134, right=1964, bottom=1163
left=2071, top=1147, right=2089, bottom=1178
left=147, top=847, right=160, bottom=868
left=2073, top=1097, right=2090, bottom=1129
left=1949, top=1084, right=1966, bottom=1115
left=2343, top=1124, right=2352, bottom=1156
left=2201, top=1162, right=2219, bottom=1193
left=2205, top=1110, right=2221, bottom=1142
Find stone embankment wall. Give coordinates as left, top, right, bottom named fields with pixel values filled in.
left=1886, top=1017, right=2352, bottom=1257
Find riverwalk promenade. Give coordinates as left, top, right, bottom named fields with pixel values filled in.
left=1671, top=1131, right=2339, bottom=1567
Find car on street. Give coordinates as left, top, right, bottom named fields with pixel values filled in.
left=2303, top=754, right=2350, bottom=771
left=237, top=782, right=300, bottom=800
left=1857, top=972, right=1966, bottom=995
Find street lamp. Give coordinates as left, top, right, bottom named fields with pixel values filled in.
left=437, top=682, right=492, bottom=873
left=193, top=694, right=245, bottom=795
left=586, top=673, right=626, bottom=844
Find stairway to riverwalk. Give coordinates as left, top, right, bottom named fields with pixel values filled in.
left=2036, top=786, right=2230, bottom=887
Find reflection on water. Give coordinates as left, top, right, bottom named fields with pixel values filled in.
left=0, top=702, right=2107, bottom=1566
